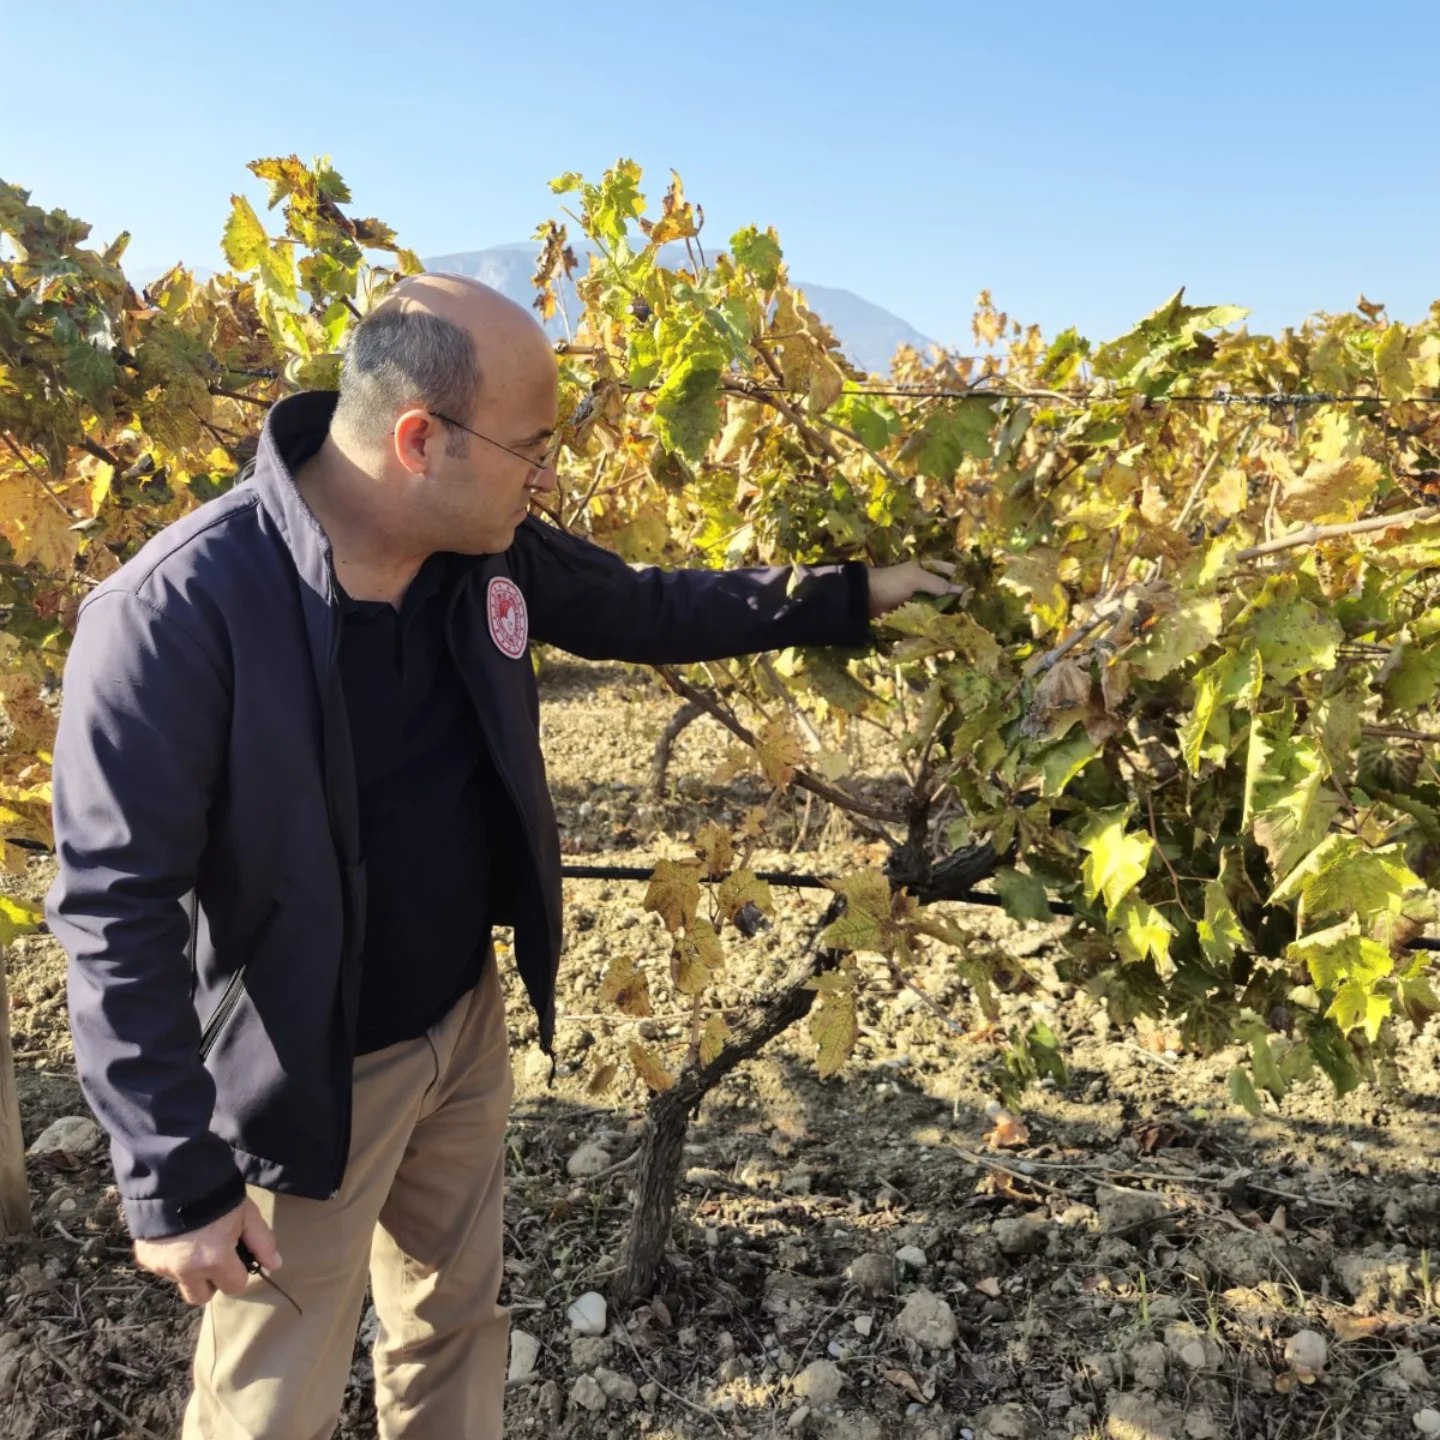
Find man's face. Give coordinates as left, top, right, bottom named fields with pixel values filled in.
left=410, top=347, right=561, bottom=555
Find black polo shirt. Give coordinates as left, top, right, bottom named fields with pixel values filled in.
left=337, top=555, right=509, bottom=1053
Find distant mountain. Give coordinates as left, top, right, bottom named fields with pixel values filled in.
left=422, top=243, right=936, bottom=377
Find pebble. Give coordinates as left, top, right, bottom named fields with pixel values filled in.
left=993, top=1216, right=1046, bottom=1256
left=895, top=1289, right=958, bottom=1351
left=1284, top=1329, right=1328, bottom=1376
left=853, top=1313, right=874, bottom=1337
left=507, top=1329, right=540, bottom=1383
left=26, top=1116, right=101, bottom=1159
left=593, top=1365, right=637, bottom=1402
left=1414, top=1409, right=1440, bottom=1436
left=792, top=1358, right=844, bottom=1405
left=1400, top=1351, right=1435, bottom=1389
left=570, top=1374, right=607, bottom=1412
left=974, top=1401, right=1037, bottom=1439
left=894, top=1244, right=928, bottom=1270
left=566, top=1141, right=612, bottom=1178
left=566, top=1291, right=608, bottom=1336
left=846, top=1253, right=894, bottom=1297
left=1096, top=1186, right=1167, bottom=1234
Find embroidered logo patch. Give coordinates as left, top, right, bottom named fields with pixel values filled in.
left=487, top=576, right=529, bottom=659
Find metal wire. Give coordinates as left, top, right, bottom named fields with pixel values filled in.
left=559, top=863, right=1438, bottom=950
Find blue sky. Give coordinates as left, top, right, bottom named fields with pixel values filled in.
left=5, top=1, right=1436, bottom=350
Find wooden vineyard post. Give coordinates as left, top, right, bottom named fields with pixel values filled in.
left=0, top=946, right=32, bottom=1238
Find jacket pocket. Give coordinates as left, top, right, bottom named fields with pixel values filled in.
left=198, top=896, right=282, bottom=1059
left=198, top=965, right=246, bottom=1059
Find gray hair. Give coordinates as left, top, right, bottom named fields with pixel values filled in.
left=333, top=307, right=480, bottom=457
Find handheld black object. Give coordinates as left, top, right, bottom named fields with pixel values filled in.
left=235, top=1239, right=303, bottom=1315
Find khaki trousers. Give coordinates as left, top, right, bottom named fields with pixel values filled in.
left=181, top=956, right=514, bottom=1439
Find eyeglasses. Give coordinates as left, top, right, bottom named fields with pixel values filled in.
left=427, top=411, right=561, bottom=484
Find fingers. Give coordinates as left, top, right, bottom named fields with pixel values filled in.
left=239, top=1201, right=283, bottom=1272
left=211, top=1251, right=253, bottom=1297
left=177, top=1278, right=217, bottom=1307
left=919, top=558, right=957, bottom=577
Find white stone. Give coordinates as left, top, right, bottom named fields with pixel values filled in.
left=567, top=1291, right=608, bottom=1336
left=792, top=1358, right=844, bottom=1405
left=593, top=1365, right=638, bottom=1402
left=1414, top=1410, right=1440, bottom=1437
left=894, top=1244, right=928, bottom=1270
left=895, top=1289, right=958, bottom=1351
left=1284, top=1329, right=1327, bottom=1375
left=566, top=1141, right=613, bottom=1178
left=570, top=1374, right=607, bottom=1412
left=853, top=1314, right=874, bottom=1337
left=26, top=1116, right=101, bottom=1159
left=507, top=1329, right=540, bottom=1383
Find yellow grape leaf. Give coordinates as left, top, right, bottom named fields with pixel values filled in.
left=1197, top=880, right=1246, bottom=967
left=0, top=470, right=80, bottom=573
left=1286, top=920, right=1393, bottom=992
left=1079, top=809, right=1153, bottom=917
left=1328, top=979, right=1390, bottom=1042
left=673, top=918, right=725, bottom=996
left=810, top=987, right=858, bottom=1078
left=598, top=955, right=653, bottom=1017
left=756, top=716, right=804, bottom=790
left=710, top=744, right=754, bottom=785
left=628, top=1039, right=675, bottom=1093
left=586, top=1062, right=619, bottom=1096
left=999, top=548, right=1068, bottom=635
left=739, top=805, right=768, bottom=840
left=694, top=821, right=733, bottom=880
left=644, top=859, right=701, bottom=933
left=1113, top=895, right=1175, bottom=974
left=0, top=894, right=43, bottom=947
left=716, top=869, right=774, bottom=925
left=699, top=1013, right=731, bottom=1067
left=1278, top=455, right=1380, bottom=523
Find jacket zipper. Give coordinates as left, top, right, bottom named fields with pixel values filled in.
left=198, top=965, right=247, bottom=1059
left=320, top=590, right=357, bottom=1198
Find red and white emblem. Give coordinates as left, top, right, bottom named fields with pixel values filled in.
left=487, top=576, right=529, bottom=659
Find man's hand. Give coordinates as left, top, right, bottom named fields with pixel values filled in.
left=867, top=560, right=963, bottom=620
left=133, top=1195, right=280, bottom=1307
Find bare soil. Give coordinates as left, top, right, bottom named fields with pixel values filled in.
left=3, top=658, right=1439, bottom=1440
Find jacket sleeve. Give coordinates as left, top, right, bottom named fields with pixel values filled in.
left=44, top=590, right=245, bottom=1240
left=509, top=518, right=873, bottom=662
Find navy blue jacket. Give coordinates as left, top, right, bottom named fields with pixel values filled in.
left=45, top=391, right=871, bottom=1239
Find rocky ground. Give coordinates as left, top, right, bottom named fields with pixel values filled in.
left=3, top=657, right=1440, bottom=1439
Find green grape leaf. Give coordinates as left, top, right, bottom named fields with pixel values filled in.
left=821, top=871, right=897, bottom=956
left=654, top=355, right=723, bottom=460
left=729, top=225, right=783, bottom=288
left=992, top=867, right=1052, bottom=923
left=1227, top=1066, right=1264, bottom=1116
left=1132, top=595, right=1223, bottom=680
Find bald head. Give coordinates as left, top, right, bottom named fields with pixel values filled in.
left=333, top=274, right=554, bottom=457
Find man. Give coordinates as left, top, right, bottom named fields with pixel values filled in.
left=46, top=275, right=952, bottom=1438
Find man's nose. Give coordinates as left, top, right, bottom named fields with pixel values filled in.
left=530, top=462, right=560, bottom=495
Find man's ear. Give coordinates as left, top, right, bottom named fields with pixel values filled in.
left=393, top=409, right=440, bottom=476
